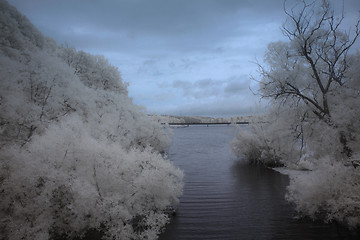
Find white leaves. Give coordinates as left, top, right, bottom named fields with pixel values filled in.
left=0, top=2, right=183, bottom=239
left=234, top=0, right=360, bottom=226
left=58, top=47, right=128, bottom=94
left=286, top=160, right=360, bottom=228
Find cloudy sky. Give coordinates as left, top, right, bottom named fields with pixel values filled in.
left=8, top=0, right=360, bottom=117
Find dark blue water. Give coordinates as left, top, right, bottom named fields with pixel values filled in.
left=159, top=125, right=360, bottom=240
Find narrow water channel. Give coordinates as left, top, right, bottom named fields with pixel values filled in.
left=159, top=125, right=359, bottom=240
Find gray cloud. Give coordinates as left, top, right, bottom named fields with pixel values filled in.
left=9, top=0, right=287, bottom=54
left=170, top=79, right=221, bottom=99
left=137, top=59, right=162, bottom=76
left=224, top=76, right=251, bottom=95
left=8, top=0, right=360, bottom=117
left=169, top=75, right=250, bottom=99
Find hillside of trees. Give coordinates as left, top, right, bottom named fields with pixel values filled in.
left=0, top=1, right=183, bottom=239
left=231, top=0, right=360, bottom=228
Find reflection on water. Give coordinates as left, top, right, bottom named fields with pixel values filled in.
left=159, top=126, right=360, bottom=240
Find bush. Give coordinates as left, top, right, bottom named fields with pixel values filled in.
left=1, top=118, right=183, bottom=239
left=286, top=158, right=360, bottom=228
left=231, top=110, right=303, bottom=168
left=0, top=1, right=183, bottom=239
left=231, top=0, right=360, bottom=229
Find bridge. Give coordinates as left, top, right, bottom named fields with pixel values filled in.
left=166, top=121, right=250, bottom=127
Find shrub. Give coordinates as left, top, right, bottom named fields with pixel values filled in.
left=0, top=1, right=183, bottom=239
left=286, top=158, right=360, bottom=228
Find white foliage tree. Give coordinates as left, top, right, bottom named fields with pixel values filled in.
left=232, top=0, right=360, bottom=228
left=0, top=1, right=182, bottom=239
left=259, top=0, right=360, bottom=158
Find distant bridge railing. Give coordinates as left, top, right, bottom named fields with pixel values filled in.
left=165, top=121, right=250, bottom=126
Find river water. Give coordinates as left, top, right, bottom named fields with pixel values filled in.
left=159, top=125, right=360, bottom=240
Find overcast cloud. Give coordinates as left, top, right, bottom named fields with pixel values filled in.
left=8, top=0, right=360, bottom=117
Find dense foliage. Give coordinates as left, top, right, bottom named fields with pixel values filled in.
left=232, top=0, right=360, bottom=228
left=0, top=1, right=183, bottom=239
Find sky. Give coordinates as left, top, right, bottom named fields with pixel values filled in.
left=7, top=0, right=360, bottom=117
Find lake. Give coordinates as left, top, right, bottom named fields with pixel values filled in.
left=159, top=125, right=360, bottom=240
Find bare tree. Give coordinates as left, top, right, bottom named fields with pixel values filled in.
left=258, top=0, right=359, bottom=157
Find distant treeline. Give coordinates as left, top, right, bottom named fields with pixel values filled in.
left=150, top=114, right=260, bottom=124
